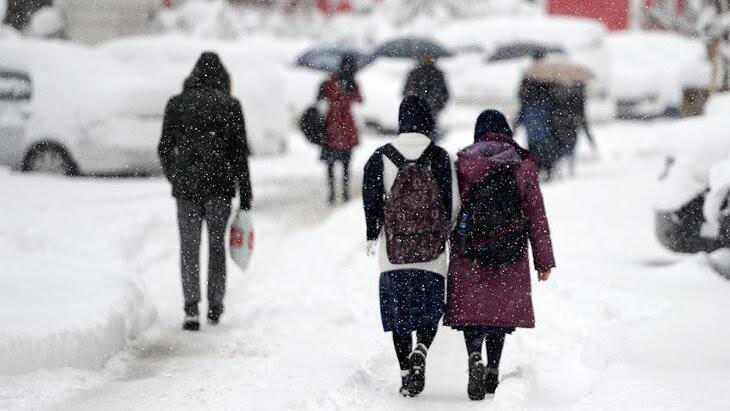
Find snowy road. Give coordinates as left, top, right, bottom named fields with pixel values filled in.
left=3, top=124, right=730, bottom=410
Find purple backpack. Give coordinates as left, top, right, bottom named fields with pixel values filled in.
left=382, top=144, right=450, bottom=264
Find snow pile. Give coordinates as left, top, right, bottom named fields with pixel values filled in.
left=0, top=173, right=156, bottom=376
left=25, top=6, right=64, bottom=38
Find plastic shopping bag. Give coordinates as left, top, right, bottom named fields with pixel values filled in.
left=229, top=209, right=254, bottom=271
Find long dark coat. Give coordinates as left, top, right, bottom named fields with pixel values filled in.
left=403, top=63, right=450, bottom=114
left=444, top=133, right=555, bottom=329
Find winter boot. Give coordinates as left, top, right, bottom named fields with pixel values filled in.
left=183, top=303, right=200, bottom=331
left=467, top=353, right=487, bottom=400
left=207, top=304, right=224, bottom=325
left=399, top=371, right=411, bottom=397
left=407, top=343, right=428, bottom=396
left=485, top=368, right=500, bottom=394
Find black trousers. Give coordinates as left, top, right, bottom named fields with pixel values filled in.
left=327, top=159, right=351, bottom=201
left=177, top=198, right=232, bottom=310
left=392, top=325, right=439, bottom=371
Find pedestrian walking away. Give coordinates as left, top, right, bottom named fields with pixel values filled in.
left=318, top=53, right=363, bottom=205
left=514, top=76, right=558, bottom=181
left=362, top=95, right=459, bottom=398
left=550, top=82, right=597, bottom=176
left=403, top=53, right=450, bottom=140
left=158, top=51, right=253, bottom=331
left=445, top=109, right=556, bottom=400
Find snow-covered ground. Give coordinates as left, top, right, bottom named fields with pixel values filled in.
left=2, top=119, right=729, bottom=410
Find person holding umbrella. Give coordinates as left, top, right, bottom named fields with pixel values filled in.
left=318, top=53, right=363, bottom=205
left=403, top=52, right=450, bottom=140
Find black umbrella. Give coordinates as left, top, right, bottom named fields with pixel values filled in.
left=371, top=37, right=453, bottom=59
left=295, top=45, right=372, bottom=73
left=487, top=42, right=565, bottom=63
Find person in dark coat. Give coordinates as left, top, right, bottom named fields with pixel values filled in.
left=514, top=77, right=559, bottom=181
left=403, top=53, right=450, bottom=140
left=445, top=110, right=555, bottom=399
left=158, top=52, right=252, bottom=331
left=318, top=54, right=363, bottom=205
left=550, top=82, right=596, bottom=176
left=362, top=96, right=459, bottom=398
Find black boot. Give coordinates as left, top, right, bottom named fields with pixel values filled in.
left=183, top=303, right=200, bottom=331
left=399, top=372, right=411, bottom=397
left=207, top=304, right=224, bottom=325
left=485, top=368, right=499, bottom=394
left=406, top=343, right=428, bottom=396
left=467, top=353, right=487, bottom=400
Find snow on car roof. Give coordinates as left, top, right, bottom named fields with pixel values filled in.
left=436, top=15, right=606, bottom=54
left=0, top=38, right=169, bottom=138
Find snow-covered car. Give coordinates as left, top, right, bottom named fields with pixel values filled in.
left=654, top=94, right=730, bottom=253
left=606, top=32, right=711, bottom=119
left=435, top=15, right=615, bottom=122
left=100, top=34, right=294, bottom=156
left=0, top=39, right=168, bottom=175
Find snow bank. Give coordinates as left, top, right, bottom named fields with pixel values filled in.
left=0, top=259, right=153, bottom=375
left=0, top=174, right=157, bottom=376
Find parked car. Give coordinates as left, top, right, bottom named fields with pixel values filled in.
left=101, top=34, right=291, bottom=156
left=606, top=31, right=711, bottom=119
left=654, top=95, right=730, bottom=253
left=436, top=15, right=615, bottom=121
left=0, top=39, right=166, bottom=175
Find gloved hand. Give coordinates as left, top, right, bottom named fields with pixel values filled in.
left=366, top=240, right=378, bottom=257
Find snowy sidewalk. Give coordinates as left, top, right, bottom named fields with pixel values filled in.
left=3, top=125, right=730, bottom=409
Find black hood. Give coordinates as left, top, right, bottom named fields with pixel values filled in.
left=185, top=52, right=231, bottom=93
left=474, top=109, right=513, bottom=141
left=398, top=95, right=435, bottom=136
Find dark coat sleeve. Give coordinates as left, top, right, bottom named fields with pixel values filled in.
left=229, top=99, right=252, bottom=210
left=158, top=98, right=180, bottom=183
left=363, top=150, right=385, bottom=241
left=519, top=159, right=556, bottom=272
left=429, top=146, right=453, bottom=222
left=432, top=68, right=449, bottom=113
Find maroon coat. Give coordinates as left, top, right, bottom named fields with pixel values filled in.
left=320, top=75, right=362, bottom=150
left=444, top=133, right=555, bottom=329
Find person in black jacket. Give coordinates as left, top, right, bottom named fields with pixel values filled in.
left=158, top=52, right=252, bottom=331
left=403, top=53, right=450, bottom=140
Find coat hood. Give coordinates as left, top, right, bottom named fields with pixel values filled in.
left=184, top=52, right=231, bottom=93
left=457, top=133, right=528, bottom=191
left=398, top=95, right=435, bottom=136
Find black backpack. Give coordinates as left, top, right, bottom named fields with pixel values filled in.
left=299, top=105, right=325, bottom=146
left=452, top=167, right=528, bottom=266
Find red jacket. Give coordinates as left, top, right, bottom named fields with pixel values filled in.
left=445, top=133, right=555, bottom=329
left=320, top=75, right=362, bottom=150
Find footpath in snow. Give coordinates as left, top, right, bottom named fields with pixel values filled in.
left=2, top=124, right=730, bottom=409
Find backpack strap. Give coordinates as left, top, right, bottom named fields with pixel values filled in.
left=381, top=144, right=409, bottom=169
left=382, top=142, right=436, bottom=169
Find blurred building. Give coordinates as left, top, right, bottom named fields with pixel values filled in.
left=61, top=0, right=160, bottom=44
left=547, top=0, right=690, bottom=31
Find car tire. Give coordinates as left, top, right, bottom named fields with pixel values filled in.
left=22, top=142, right=79, bottom=176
